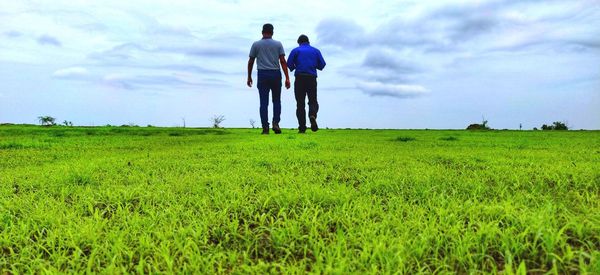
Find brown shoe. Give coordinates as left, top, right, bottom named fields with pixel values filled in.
left=272, top=123, right=282, bottom=134
left=309, top=116, right=319, bottom=132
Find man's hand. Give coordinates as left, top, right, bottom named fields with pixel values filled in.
left=279, top=55, right=291, bottom=90
left=285, top=79, right=291, bottom=89
left=247, top=57, right=255, bottom=88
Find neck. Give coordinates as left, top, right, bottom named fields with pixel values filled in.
left=262, top=34, right=273, bottom=39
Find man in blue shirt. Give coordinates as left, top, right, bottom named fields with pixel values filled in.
left=287, top=35, right=326, bottom=133
left=247, top=23, right=291, bottom=135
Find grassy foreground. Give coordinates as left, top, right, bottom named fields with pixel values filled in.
left=0, top=125, right=599, bottom=274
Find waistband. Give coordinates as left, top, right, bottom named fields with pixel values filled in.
left=295, top=73, right=317, bottom=78
left=258, top=70, right=282, bottom=78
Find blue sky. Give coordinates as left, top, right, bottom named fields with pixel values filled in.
left=1, top=0, right=599, bottom=129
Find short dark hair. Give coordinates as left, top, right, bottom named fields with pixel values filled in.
left=297, top=34, right=309, bottom=44
left=262, top=23, right=274, bottom=33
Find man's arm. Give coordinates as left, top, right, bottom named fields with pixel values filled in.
left=287, top=49, right=296, bottom=72
left=317, top=50, right=326, bottom=71
left=279, top=55, right=291, bottom=89
left=247, top=57, right=255, bottom=87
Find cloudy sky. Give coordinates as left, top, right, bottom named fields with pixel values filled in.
left=1, top=0, right=599, bottom=129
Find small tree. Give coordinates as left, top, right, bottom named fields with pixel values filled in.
left=481, top=116, right=489, bottom=129
left=541, top=121, right=569, bottom=131
left=38, top=116, right=56, bottom=126
left=552, top=121, right=568, bottom=130
left=211, top=115, right=225, bottom=128
left=249, top=119, right=256, bottom=129
left=63, top=120, right=73, bottom=127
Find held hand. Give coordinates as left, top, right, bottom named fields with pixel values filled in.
left=285, top=79, right=291, bottom=89
left=247, top=77, right=253, bottom=87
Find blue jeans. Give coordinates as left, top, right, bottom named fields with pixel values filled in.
left=257, top=70, right=282, bottom=128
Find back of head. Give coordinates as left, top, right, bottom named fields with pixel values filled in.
left=262, top=23, right=274, bottom=34
left=297, top=34, right=309, bottom=44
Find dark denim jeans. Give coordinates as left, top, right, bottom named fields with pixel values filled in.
left=294, top=75, right=318, bottom=131
left=257, top=70, right=282, bottom=128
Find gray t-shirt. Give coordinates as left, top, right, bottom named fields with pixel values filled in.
left=249, top=38, right=285, bottom=70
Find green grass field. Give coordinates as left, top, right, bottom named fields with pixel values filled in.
left=1, top=125, right=599, bottom=273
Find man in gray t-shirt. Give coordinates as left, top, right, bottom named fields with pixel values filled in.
left=247, top=23, right=291, bottom=135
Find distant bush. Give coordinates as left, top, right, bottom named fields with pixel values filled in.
left=38, top=116, right=56, bottom=126
left=467, top=124, right=485, bottom=130
left=541, top=121, right=568, bottom=131
left=440, top=136, right=458, bottom=141
left=394, top=137, right=416, bottom=142
left=467, top=118, right=490, bottom=130
left=212, top=115, right=225, bottom=128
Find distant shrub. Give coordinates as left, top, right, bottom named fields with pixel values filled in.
left=542, top=121, right=568, bottom=131
left=394, top=137, right=416, bottom=142
left=0, top=142, right=24, bottom=150
left=467, top=118, right=491, bottom=130
left=467, top=124, right=482, bottom=130
left=0, top=141, right=50, bottom=150
left=212, top=115, right=225, bottom=128
left=554, top=122, right=568, bottom=130
left=120, top=123, right=139, bottom=127
left=440, top=136, right=458, bottom=141
left=38, top=116, right=56, bottom=126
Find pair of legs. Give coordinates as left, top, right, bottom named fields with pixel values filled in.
left=257, top=70, right=282, bottom=130
left=294, top=75, right=318, bottom=132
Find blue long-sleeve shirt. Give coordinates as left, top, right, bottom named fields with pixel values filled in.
left=287, top=43, right=326, bottom=77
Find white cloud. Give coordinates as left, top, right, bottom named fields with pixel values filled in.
left=357, top=81, right=429, bottom=98
left=53, top=67, right=88, bottom=78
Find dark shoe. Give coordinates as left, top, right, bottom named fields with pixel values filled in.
left=272, top=123, right=282, bottom=134
left=309, top=116, right=318, bottom=132
left=261, top=127, right=269, bottom=135
left=298, top=129, right=306, bottom=134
